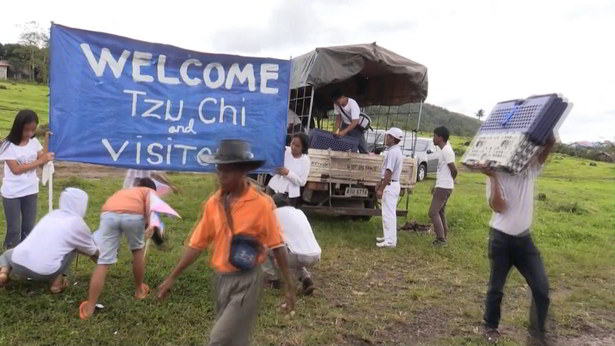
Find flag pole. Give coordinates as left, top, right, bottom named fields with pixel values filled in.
left=48, top=169, right=53, bottom=212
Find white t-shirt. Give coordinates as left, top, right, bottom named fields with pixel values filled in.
left=333, top=98, right=360, bottom=125
left=275, top=207, right=321, bottom=257
left=0, top=138, right=43, bottom=198
left=434, top=143, right=456, bottom=189
left=268, top=147, right=311, bottom=198
left=486, top=160, right=543, bottom=236
left=381, top=144, right=403, bottom=182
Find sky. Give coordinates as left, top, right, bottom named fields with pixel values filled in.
left=1, top=0, right=613, bottom=143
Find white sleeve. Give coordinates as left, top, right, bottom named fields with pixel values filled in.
left=33, top=138, right=43, bottom=152
left=286, top=156, right=310, bottom=187
left=0, top=143, right=16, bottom=161
left=385, top=152, right=399, bottom=173
left=68, top=219, right=98, bottom=256
left=444, top=147, right=455, bottom=164
left=349, top=100, right=360, bottom=120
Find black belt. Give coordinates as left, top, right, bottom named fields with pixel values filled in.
left=387, top=180, right=399, bottom=185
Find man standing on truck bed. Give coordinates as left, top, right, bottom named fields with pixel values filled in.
left=375, top=127, right=404, bottom=248
left=331, top=90, right=368, bottom=153
left=429, top=126, right=458, bottom=246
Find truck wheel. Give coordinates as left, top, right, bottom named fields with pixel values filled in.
left=417, top=163, right=427, bottom=182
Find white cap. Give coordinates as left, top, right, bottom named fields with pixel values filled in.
left=386, top=127, right=404, bottom=140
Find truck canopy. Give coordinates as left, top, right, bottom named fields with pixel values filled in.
left=291, top=42, right=428, bottom=112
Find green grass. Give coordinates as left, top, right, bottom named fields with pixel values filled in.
left=0, top=81, right=49, bottom=135
left=0, top=83, right=614, bottom=345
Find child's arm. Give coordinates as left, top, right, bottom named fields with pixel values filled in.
left=5, top=153, right=54, bottom=175
left=157, top=247, right=202, bottom=299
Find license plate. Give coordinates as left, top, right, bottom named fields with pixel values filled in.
left=345, top=187, right=369, bottom=197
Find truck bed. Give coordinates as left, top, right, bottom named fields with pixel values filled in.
left=307, top=148, right=417, bottom=189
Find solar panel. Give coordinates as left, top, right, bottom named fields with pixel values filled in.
left=462, top=94, right=571, bottom=174
left=309, top=129, right=360, bottom=152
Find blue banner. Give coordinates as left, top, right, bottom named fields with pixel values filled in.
left=50, top=24, right=290, bottom=173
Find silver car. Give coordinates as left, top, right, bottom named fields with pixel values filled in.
left=365, top=130, right=438, bottom=181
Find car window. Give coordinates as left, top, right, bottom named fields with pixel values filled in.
left=415, top=140, right=429, bottom=152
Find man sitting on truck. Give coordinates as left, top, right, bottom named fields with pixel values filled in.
left=331, top=90, right=368, bottom=154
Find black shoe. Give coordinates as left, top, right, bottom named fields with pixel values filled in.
left=302, top=278, right=315, bottom=296
left=484, top=328, right=500, bottom=344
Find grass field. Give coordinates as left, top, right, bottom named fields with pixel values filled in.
left=0, top=81, right=614, bottom=345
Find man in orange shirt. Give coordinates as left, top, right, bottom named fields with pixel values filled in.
left=157, top=140, right=295, bottom=345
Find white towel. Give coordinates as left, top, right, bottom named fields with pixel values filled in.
left=42, top=161, right=55, bottom=186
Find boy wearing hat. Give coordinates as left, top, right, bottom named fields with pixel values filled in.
left=375, top=127, right=404, bottom=248
left=157, top=139, right=295, bottom=345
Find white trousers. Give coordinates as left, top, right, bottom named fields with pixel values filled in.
left=381, top=182, right=400, bottom=245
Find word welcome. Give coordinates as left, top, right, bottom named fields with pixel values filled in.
left=81, top=44, right=280, bottom=94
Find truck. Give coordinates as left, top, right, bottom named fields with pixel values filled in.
left=255, top=43, right=429, bottom=219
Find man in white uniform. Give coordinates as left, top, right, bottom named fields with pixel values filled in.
left=428, top=126, right=458, bottom=246
left=375, top=127, right=404, bottom=248
left=263, top=194, right=321, bottom=295
left=480, top=133, right=556, bottom=344
left=331, top=90, right=368, bottom=153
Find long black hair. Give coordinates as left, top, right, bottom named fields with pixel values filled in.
left=292, top=133, right=309, bottom=155
left=0, top=109, right=39, bottom=154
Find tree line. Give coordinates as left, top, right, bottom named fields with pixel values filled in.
left=0, top=21, right=49, bottom=83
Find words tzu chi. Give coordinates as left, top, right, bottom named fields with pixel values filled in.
left=79, top=43, right=283, bottom=168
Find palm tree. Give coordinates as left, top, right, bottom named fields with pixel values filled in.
left=475, top=109, right=485, bottom=122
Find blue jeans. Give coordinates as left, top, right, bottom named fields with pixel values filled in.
left=484, top=228, right=550, bottom=332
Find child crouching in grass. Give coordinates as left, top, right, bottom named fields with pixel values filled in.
left=79, top=178, right=157, bottom=320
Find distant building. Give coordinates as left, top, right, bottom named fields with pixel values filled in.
left=0, top=60, right=10, bottom=80
left=571, top=141, right=595, bottom=149
left=596, top=152, right=614, bottom=163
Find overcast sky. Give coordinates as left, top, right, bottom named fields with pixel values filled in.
left=1, top=0, right=613, bottom=143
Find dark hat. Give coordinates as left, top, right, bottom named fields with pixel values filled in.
left=199, top=139, right=265, bottom=171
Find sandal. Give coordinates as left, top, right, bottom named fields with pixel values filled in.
left=50, top=276, right=70, bottom=294
left=79, top=301, right=93, bottom=320
left=135, top=283, right=149, bottom=300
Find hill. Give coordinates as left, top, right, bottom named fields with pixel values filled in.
left=365, top=103, right=481, bottom=137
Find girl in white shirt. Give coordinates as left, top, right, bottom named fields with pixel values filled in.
left=0, top=110, right=54, bottom=249
left=267, top=133, right=311, bottom=207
